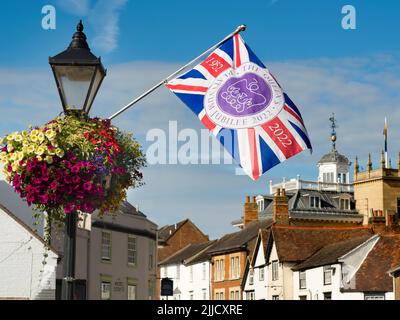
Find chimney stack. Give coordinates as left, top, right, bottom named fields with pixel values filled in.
left=243, top=195, right=258, bottom=227
left=273, top=188, right=289, bottom=225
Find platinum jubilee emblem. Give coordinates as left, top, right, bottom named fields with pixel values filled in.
left=204, top=62, right=284, bottom=129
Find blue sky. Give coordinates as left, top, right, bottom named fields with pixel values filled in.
left=1, top=1, right=400, bottom=238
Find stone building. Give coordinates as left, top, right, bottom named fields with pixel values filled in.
left=354, top=151, right=400, bottom=229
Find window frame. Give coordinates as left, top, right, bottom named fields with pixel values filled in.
left=127, top=235, right=137, bottom=267
left=259, top=267, right=265, bottom=281
left=299, top=271, right=307, bottom=289
left=323, top=266, right=332, bottom=285
left=101, top=231, right=112, bottom=262
left=249, top=268, right=254, bottom=285
left=271, top=260, right=279, bottom=281
left=100, top=280, right=112, bottom=300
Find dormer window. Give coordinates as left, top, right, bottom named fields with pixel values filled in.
left=340, top=198, right=350, bottom=210
left=257, top=199, right=265, bottom=212
left=310, top=196, right=320, bottom=208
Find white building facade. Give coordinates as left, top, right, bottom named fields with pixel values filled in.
left=160, top=261, right=211, bottom=300
left=0, top=203, right=58, bottom=300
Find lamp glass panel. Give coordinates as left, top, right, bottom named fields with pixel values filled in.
left=54, top=65, right=95, bottom=111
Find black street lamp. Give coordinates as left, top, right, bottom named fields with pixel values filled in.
left=49, top=20, right=106, bottom=117
left=49, top=20, right=106, bottom=300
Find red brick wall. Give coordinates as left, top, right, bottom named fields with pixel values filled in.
left=211, top=251, right=247, bottom=300
left=158, top=221, right=209, bottom=262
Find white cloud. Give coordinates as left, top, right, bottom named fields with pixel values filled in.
left=1, top=53, right=400, bottom=237
left=56, top=0, right=128, bottom=54
left=56, top=0, right=91, bottom=16
left=88, top=0, right=128, bottom=53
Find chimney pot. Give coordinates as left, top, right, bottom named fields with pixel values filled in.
left=282, top=188, right=286, bottom=197
left=252, top=196, right=256, bottom=203
left=277, top=188, right=281, bottom=196
left=246, top=196, right=250, bottom=203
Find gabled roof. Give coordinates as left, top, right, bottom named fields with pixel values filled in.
left=348, top=234, right=400, bottom=292
left=270, top=225, right=374, bottom=263
left=250, top=229, right=271, bottom=267
left=158, top=219, right=188, bottom=242
left=292, top=234, right=375, bottom=271
left=208, top=219, right=273, bottom=255
left=158, top=241, right=214, bottom=266
left=0, top=203, right=58, bottom=255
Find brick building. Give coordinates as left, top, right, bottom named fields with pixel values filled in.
left=209, top=197, right=272, bottom=300
left=157, top=219, right=209, bottom=299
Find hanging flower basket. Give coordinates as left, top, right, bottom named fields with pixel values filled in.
left=0, top=115, right=146, bottom=225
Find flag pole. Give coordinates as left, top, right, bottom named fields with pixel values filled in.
left=108, top=25, right=247, bottom=120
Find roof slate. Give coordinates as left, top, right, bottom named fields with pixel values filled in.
left=208, top=219, right=273, bottom=255
left=159, top=241, right=214, bottom=266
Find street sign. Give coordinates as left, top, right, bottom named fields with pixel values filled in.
left=161, top=278, right=173, bottom=296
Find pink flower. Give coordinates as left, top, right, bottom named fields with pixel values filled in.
left=83, top=182, right=93, bottom=191
left=72, top=176, right=80, bottom=184
left=71, top=165, right=80, bottom=173
left=64, top=203, right=75, bottom=214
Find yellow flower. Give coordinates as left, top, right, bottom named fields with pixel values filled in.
left=17, top=152, right=24, bottom=161
left=7, top=145, right=14, bottom=152
left=14, top=134, right=23, bottom=142
left=36, top=146, right=45, bottom=156
left=30, top=130, right=38, bottom=137
left=30, top=135, right=38, bottom=142
left=36, top=156, right=43, bottom=162
left=27, top=145, right=35, bottom=154
left=45, top=155, right=53, bottom=164
left=55, top=148, right=65, bottom=158
left=0, top=137, right=3, bottom=144
left=37, top=132, right=45, bottom=143
left=7, top=134, right=14, bottom=142
left=11, top=163, right=18, bottom=172
left=45, top=129, right=56, bottom=140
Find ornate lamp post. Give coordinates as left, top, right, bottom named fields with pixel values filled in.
left=49, top=20, right=106, bottom=300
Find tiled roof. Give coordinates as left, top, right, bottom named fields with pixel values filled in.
left=158, top=219, right=188, bottom=242
left=292, top=234, right=375, bottom=271
left=184, top=240, right=219, bottom=265
left=208, top=219, right=273, bottom=255
left=271, top=225, right=374, bottom=263
left=158, top=241, right=214, bottom=266
left=350, top=234, right=400, bottom=292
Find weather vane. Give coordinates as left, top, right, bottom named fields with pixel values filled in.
left=329, top=113, right=337, bottom=150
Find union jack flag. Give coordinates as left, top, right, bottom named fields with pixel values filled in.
left=166, top=34, right=312, bottom=180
